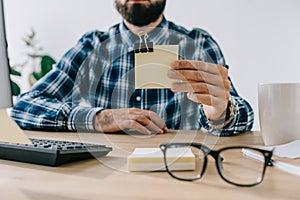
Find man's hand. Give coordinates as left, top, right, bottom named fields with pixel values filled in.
left=94, top=108, right=168, bottom=135
left=167, top=60, right=231, bottom=120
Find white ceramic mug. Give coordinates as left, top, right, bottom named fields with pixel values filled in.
left=258, top=83, right=300, bottom=145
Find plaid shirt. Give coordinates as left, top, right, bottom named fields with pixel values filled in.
left=11, top=18, right=254, bottom=136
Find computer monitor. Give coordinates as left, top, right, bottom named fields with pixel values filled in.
left=0, top=0, right=31, bottom=144
left=0, top=0, right=12, bottom=108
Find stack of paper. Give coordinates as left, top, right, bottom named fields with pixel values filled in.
left=127, top=148, right=195, bottom=172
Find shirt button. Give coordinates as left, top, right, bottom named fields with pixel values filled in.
left=136, top=96, right=141, bottom=102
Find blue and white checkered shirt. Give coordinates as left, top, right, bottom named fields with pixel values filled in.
left=11, top=18, right=254, bottom=136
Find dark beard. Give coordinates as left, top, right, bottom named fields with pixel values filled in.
left=115, top=0, right=166, bottom=27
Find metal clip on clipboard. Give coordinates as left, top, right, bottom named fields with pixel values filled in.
left=134, top=31, right=153, bottom=53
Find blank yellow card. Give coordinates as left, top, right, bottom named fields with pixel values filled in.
left=135, top=45, right=178, bottom=89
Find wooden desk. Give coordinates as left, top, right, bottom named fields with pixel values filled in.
left=0, top=130, right=299, bottom=200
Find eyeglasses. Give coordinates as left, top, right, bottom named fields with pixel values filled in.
left=160, top=143, right=273, bottom=187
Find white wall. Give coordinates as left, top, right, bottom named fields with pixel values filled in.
left=3, top=0, right=300, bottom=130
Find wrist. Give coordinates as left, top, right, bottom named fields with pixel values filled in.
left=93, top=109, right=106, bottom=132
left=208, top=97, right=235, bottom=128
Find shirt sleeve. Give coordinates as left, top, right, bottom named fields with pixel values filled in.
left=10, top=31, right=103, bottom=132
left=198, top=33, right=254, bottom=136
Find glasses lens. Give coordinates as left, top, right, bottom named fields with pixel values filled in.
left=218, top=148, right=266, bottom=186
left=164, top=145, right=205, bottom=180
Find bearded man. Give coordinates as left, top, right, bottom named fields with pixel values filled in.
left=11, top=0, right=254, bottom=136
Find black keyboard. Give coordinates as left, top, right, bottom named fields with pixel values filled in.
left=0, top=138, right=112, bottom=166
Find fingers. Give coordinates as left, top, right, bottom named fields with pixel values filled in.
left=168, top=69, right=226, bottom=86
left=167, top=60, right=231, bottom=119
left=132, top=113, right=164, bottom=134
left=143, top=110, right=167, bottom=131
left=95, top=108, right=168, bottom=135
left=168, top=60, right=230, bottom=100
left=124, top=120, right=153, bottom=135
left=171, top=82, right=229, bottom=98
left=134, top=109, right=167, bottom=134
left=168, top=60, right=229, bottom=93
left=187, top=92, right=212, bottom=105
left=171, top=60, right=228, bottom=76
left=169, top=61, right=228, bottom=84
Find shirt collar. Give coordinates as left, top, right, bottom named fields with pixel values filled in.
left=119, top=16, right=169, bottom=49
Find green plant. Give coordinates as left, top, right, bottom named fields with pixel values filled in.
left=22, top=29, right=56, bottom=86
left=28, top=54, right=56, bottom=85
left=10, top=29, right=55, bottom=96
left=9, top=66, right=21, bottom=96
left=10, top=29, right=56, bottom=96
